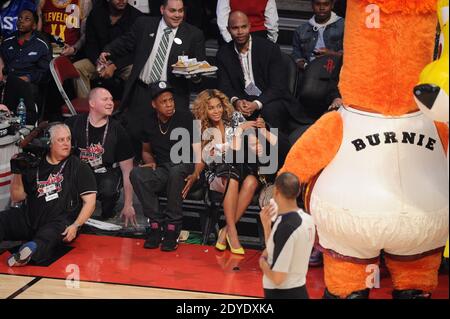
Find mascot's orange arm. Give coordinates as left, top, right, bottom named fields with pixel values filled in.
left=435, top=122, right=449, bottom=154
left=279, top=111, right=343, bottom=183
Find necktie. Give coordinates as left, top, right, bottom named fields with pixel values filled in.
left=150, top=27, right=172, bottom=83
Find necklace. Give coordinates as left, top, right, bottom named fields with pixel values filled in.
left=158, top=115, right=173, bottom=135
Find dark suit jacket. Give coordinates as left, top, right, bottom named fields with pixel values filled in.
left=216, top=36, right=297, bottom=108
left=104, top=16, right=206, bottom=112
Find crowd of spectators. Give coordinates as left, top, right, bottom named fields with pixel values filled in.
left=0, top=0, right=347, bottom=281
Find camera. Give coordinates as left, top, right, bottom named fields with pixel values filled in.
left=10, top=124, right=50, bottom=174
left=10, top=137, right=49, bottom=174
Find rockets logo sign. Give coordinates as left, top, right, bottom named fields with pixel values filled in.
left=37, top=173, right=64, bottom=198
left=79, top=143, right=105, bottom=163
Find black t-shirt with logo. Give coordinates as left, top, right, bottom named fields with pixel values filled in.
left=22, top=155, right=97, bottom=229
left=66, top=114, right=134, bottom=172
left=142, top=110, right=195, bottom=165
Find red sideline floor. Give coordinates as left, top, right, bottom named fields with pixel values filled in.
left=0, top=234, right=448, bottom=299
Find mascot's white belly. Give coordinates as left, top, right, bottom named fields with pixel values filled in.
left=310, top=106, right=449, bottom=259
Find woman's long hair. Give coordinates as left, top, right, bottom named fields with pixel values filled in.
left=192, top=89, right=235, bottom=148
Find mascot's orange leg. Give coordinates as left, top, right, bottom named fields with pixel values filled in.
left=385, top=252, right=442, bottom=299
left=323, top=253, right=375, bottom=299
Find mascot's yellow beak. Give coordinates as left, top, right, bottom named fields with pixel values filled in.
left=414, top=0, right=449, bottom=123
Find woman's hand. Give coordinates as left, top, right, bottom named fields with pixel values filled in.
left=239, top=121, right=257, bottom=132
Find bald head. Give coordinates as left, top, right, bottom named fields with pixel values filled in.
left=227, top=11, right=251, bottom=46
left=88, top=87, right=114, bottom=116
left=275, top=172, right=301, bottom=200
left=228, top=11, right=249, bottom=28
left=88, top=87, right=110, bottom=102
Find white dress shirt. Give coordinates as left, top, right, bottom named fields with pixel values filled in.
left=231, top=37, right=263, bottom=110
left=139, top=18, right=179, bottom=84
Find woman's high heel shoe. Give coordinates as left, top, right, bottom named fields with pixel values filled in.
left=215, top=229, right=227, bottom=251
left=226, top=234, right=245, bottom=255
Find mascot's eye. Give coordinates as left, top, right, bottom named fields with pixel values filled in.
left=437, top=30, right=446, bottom=59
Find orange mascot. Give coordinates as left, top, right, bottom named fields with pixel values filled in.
left=280, top=0, right=449, bottom=299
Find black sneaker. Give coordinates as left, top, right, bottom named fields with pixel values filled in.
left=160, top=224, right=179, bottom=252
left=144, top=222, right=162, bottom=249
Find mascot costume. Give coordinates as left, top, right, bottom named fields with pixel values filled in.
left=280, top=0, right=449, bottom=299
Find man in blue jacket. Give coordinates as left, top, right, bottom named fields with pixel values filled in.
left=0, top=8, right=50, bottom=123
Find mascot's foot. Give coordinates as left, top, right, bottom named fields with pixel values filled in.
left=385, top=252, right=441, bottom=294
left=323, top=288, right=370, bottom=299
left=323, top=253, right=375, bottom=298
left=392, top=289, right=431, bottom=299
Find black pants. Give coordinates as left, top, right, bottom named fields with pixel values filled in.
left=2, top=75, right=38, bottom=125
left=130, top=162, right=194, bottom=226
left=0, top=207, right=70, bottom=264
left=96, top=168, right=122, bottom=218
left=264, top=285, right=309, bottom=299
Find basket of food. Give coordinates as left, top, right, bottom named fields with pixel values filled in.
left=172, top=58, right=218, bottom=77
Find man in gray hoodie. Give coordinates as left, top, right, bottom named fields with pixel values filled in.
left=292, top=0, right=344, bottom=70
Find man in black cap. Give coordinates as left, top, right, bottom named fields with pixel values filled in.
left=129, top=81, right=203, bottom=251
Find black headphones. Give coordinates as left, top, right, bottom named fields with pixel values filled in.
left=42, top=121, right=66, bottom=148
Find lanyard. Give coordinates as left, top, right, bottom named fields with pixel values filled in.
left=36, top=159, right=68, bottom=185
left=86, top=116, right=109, bottom=148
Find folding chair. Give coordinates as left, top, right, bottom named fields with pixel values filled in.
left=49, top=56, right=90, bottom=117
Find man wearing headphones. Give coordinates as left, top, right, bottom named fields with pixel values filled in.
left=0, top=123, right=97, bottom=267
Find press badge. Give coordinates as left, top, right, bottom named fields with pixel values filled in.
left=45, top=192, right=59, bottom=202
left=94, top=167, right=107, bottom=174
left=89, top=157, right=103, bottom=168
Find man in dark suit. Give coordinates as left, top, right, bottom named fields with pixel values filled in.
left=98, top=0, right=205, bottom=155
left=216, top=11, right=300, bottom=132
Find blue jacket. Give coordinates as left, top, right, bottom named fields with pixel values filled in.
left=0, top=31, right=51, bottom=83
left=292, top=17, right=345, bottom=63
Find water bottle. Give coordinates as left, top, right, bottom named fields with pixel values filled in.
left=17, top=98, right=26, bottom=127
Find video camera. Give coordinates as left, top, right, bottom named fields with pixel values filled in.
left=10, top=122, right=50, bottom=174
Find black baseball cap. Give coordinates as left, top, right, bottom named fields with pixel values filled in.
left=151, top=81, right=174, bottom=100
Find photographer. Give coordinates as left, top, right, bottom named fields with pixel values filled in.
left=0, top=123, right=97, bottom=267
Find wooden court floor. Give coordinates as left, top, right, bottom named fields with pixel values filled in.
left=0, top=275, right=250, bottom=299
left=0, top=234, right=448, bottom=299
